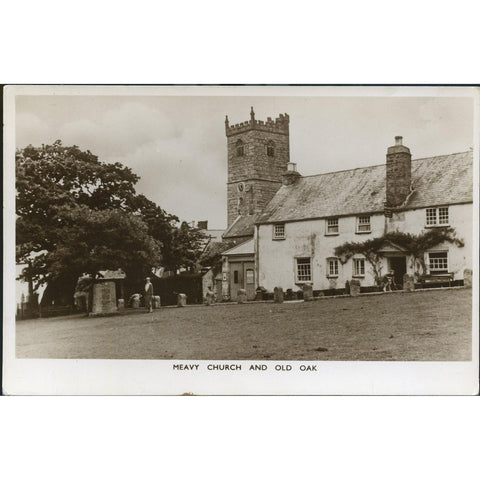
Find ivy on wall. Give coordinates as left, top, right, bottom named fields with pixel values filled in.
left=334, top=227, right=464, bottom=283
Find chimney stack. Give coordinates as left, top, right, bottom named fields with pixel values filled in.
left=386, top=136, right=412, bottom=207
left=282, top=163, right=301, bottom=185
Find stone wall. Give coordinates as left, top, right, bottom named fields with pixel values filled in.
left=386, top=142, right=411, bottom=207
left=226, top=122, right=290, bottom=227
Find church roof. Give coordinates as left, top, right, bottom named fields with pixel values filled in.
left=257, top=151, right=473, bottom=224
left=222, top=213, right=261, bottom=239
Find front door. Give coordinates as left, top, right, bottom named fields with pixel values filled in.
left=389, top=257, right=407, bottom=286
left=229, top=261, right=256, bottom=301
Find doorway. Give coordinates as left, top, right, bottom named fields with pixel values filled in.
left=389, top=257, right=407, bottom=286
left=229, top=261, right=255, bottom=300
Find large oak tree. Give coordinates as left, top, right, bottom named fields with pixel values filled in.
left=16, top=141, right=205, bottom=299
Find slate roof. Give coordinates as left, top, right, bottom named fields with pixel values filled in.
left=257, top=151, right=473, bottom=224
left=222, top=239, right=255, bottom=256
left=222, top=213, right=261, bottom=239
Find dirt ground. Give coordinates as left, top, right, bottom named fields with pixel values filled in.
left=16, top=288, right=472, bottom=361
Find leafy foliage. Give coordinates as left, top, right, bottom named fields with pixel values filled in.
left=334, top=227, right=464, bottom=282
left=16, top=141, right=207, bottom=295
left=163, top=221, right=207, bottom=273
left=199, top=239, right=236, bottom=276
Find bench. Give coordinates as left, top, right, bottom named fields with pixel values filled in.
left=420, top=273, right=454, bottom=288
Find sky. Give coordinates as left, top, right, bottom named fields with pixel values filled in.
left=16, top=93, right=474, bottom=229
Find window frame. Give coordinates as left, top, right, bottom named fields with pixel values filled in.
left=356, top=215, right=371, bottom=234
left=427, top=251, right=449, bottom=274
left=272, top=223, right=286, bottom=240
left=327, top=257, right=339, bottom=278
left=325, top=217, right=339, bottom=235
left=425, top=207, right=449, bottom=227
left=353, top=258, right=365, bottom=277
left=295, top=257, right=312, bottom=283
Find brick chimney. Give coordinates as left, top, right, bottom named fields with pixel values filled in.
left=386, top=136, right=411, bottom=207
left=282, top=162, right=301, bottom=186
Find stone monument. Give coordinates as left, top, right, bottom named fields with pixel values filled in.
left=237, top=288, right=247, bottom=304
left=153, top=295, right=161, bottom=308
left=274, top=287, right=284, bottom=303
left=464, top=268, right=472, bottom=288
left=91, top=281, right=117, bottom=315
left=350, top=279, right=361, bottom=297
left=302, top=282, right=314, bottom=301
left=177, top=293, right=187, bottom=307
left=403, top=274, right=415, bottom=292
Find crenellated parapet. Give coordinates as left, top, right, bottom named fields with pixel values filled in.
left=225, top=107, right=289, bottom=137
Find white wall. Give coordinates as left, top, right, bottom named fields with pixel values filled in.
left=257, top=203, right=472, bottom=291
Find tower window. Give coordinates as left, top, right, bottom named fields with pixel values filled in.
left=236, top=139, right=245, bottom=156
left=266, top=140, right=275, bottom=157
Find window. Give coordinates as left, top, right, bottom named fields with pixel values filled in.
left=356, top=215, right=371, bottom=233
left=428, top=252, right=448, bottom=273
left=266, top=140, right=275, bottom=157
left=233, top=270, right=239, bottom=284
left=353, top=258, right=365, bottom=276
left=246, top=269, right=254, bottom=284
left=273, top=223, right=285, bottom=239
left=236, top=139, right=244, bottom=156
left=426, top=207, right=449, bottom=226
left=327, top=258, right=339, bottom=277
left=296, top=257, right=312, bottom=282
left=326, top=218, right=339, bottom=234
left=438, top=207, right=449, bottom=225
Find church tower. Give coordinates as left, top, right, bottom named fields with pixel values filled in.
left=225, top=107, right=290, bottom=227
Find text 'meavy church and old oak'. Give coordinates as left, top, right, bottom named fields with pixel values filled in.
left=220, top=108, right=473, bottom=301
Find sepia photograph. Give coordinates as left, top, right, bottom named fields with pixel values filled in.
left=3, top=85, right=479, bottom=394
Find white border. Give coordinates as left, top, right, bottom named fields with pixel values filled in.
left=3, top=85, right=479, bottom=395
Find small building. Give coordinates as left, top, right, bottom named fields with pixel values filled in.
left=221, top=239, right=255, bottom=301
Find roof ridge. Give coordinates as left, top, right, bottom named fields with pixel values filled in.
left=294, top=150, right=471, bottom=180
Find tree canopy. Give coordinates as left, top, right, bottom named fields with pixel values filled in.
left=16, top=141, right=205, bottom=294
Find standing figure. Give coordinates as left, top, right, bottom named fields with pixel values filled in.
left=383, top=270, right=395, bottom=292
left=144, top=277, right=153, bottom=313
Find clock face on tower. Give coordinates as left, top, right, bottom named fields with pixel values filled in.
left=237, top=182, right=245, bottom=193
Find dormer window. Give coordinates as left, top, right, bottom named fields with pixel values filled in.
left=426, top=207, right=449, bottom=226
left=266, top=140, right=275, bottom=157
left=236, top=139, right=245, bottom=156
